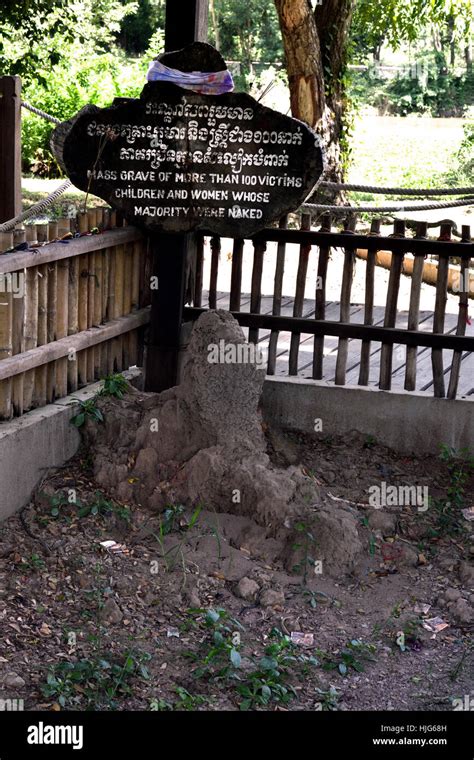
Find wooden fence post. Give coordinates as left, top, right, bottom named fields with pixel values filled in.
left=0, top=76, right=22, bottom=224
left=145, top=0, right=209, bottom=392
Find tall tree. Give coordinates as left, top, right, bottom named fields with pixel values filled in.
left=275, top=0, right=473, bottom=184
left=274, top=0, right=353, bottom=186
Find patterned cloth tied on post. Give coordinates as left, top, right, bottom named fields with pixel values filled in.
left=146, top=60, right=234, bottom=95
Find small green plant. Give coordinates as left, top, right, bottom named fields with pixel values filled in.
left=431, top=445, right=474, bottom=535
left=149, top=687, right=208, bottom=711
left=77, top=491, right=131, bottom=522
left=70, top=397, right=104, bottom=428
left=153, top=504, right=203, bottom=575
left=20, top=553, right=46, bottom=571
left=100, top=373, right=129, bottom=399
left=318, top=639, right=377, bottom=676
left=160, top=504, right=187, bottom=535
left=360, top=516, right=377, bottom=556
left=291, top=521, right=317, bottom=585
left=47, top=492, right=72, bottom=518
left=69, top=374, right=128, bottom=429
left=41, top=650, right=151, bottom=709
left=315, top=685, right=340, bottom=711
left=237, top=628, right=318, bottom=710
left=302, top=589, right=332, bottom=609
left=149, top=697, right=174, bottom=711
left=185, top=607, right=244, bottom=681
left=173, top=687, right=208, bottom=711
left=363, top=434, right=377, bottom=449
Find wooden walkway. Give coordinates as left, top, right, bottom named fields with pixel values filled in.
left=203, top=291, right=474, bottom=397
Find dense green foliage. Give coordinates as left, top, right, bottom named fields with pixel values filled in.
left=351, top=50, right=474, bottom=117
left=351, top=0, right=473, bottom=60
left=444, top=121, right=474, bottom=185
left=209, top=0, right=283, bottom=89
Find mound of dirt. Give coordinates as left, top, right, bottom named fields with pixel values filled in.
left=83, top=310, right=364, bottom=577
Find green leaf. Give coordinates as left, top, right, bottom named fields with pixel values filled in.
left=206, top=608, right=220, bottom=625
left=72, top=413, right=85, bottom=427
left=188, top=505, right=202, bottom=529
left=261, top=684, right=272, bottom=702
left=259, top=656, right=278, bottom=671
left=338, top=663, right=348, bottom=676
left=230, top=648, right=241, bottom=668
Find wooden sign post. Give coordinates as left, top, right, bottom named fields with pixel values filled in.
left=146, top=0, right=209, bottom=392
left=0, top=75, right=22, bottom=224
left=51, top=0, right=324, bottom=392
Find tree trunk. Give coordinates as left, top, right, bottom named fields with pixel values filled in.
left=274, top=0, right=354, bottom=193
left=274, top=0, right=325, bottom=127
left=465, top=41, right=472, bottom=72
left=314, top=0, right=354, bottom=184
left=209, top=0, right=220, bottom=51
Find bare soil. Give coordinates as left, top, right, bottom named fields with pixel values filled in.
left=0, top=429, right=472, bottom=712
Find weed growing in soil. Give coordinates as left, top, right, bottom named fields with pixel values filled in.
left=41, top=650, right=151, bottom=709
left=99, top=373, right=129, bottom=399
left=77, top=491, right=131, bottom=522
left=46, top=491, right=72, bottom=518
left=19, top=553, right=46, bottom=571
left=39, top=488, right=130, bottom=523
left=360, top=516, right=377, bottom=556
left=149, top=687, right=209, bottom=711
left=70, top=373, right=128, bottom=427
left=291, top=521, right=317, bottom=584
left=430, top=444, right=474, bottom=535
left=318, top=639, right=377, bottom=676
left=184, top=607, right=244, bottom=681
left=71, top=398, right=104, bottom=428
left=152, top=504, right=203, bottom=575
left=237, top=628, right=319, bottom=709
left=363, top=435, right=377, bottom=449
left=314, top=685, right=340, bottom=710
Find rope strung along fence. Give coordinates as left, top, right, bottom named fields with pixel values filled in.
left=0, top=180, right=72, bottom=233
left=20, top=100, right=62, bottom=125
left=302, top=197, right=474, bottom=214
left=319, top=181, right=474, bottom=196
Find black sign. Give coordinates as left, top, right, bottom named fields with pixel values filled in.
left=52, top=45, right=324, bottom=237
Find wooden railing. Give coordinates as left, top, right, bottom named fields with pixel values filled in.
left=0, top=211, right=150, bottom=420
left=1, top=211, right=472, bottom=421
left=188, top=215, right=474, bottom=400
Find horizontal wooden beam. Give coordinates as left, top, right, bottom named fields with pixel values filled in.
left=184, top=307, right=474, bottom=352
left=0, top=227, right=144, bottom=274
left=235, top=228, right=473, bottom=258
left=0, top=307, right=150, bottom=381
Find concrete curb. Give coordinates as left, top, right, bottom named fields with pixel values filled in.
left=0, top=383, right=102, bottom=521
left=262, top=376, right=474, bottom=455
